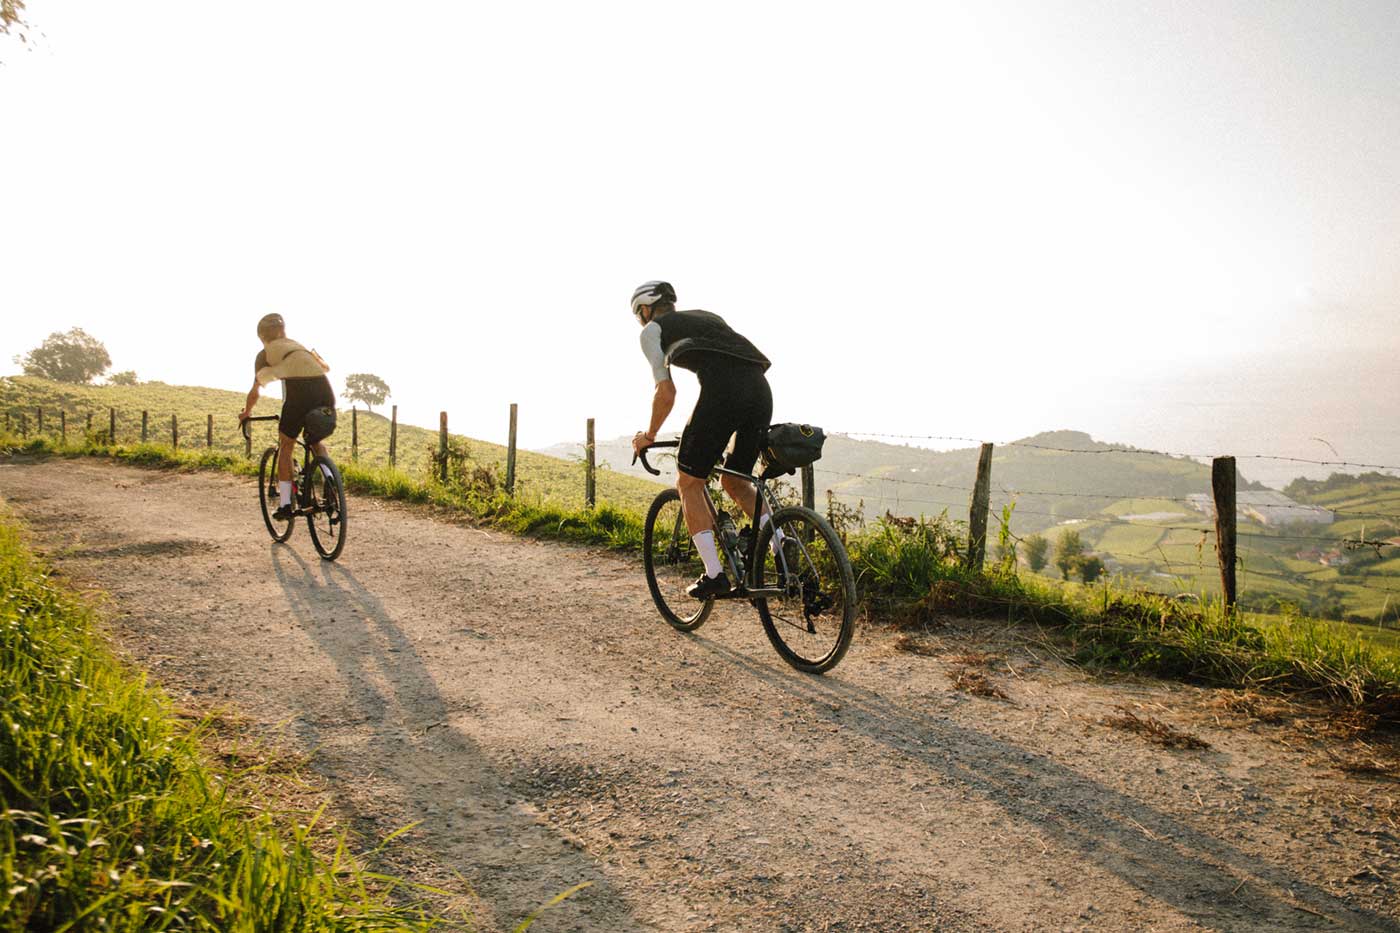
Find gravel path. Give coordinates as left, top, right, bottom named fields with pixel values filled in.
left=2, top=457, right=1398, bottom=932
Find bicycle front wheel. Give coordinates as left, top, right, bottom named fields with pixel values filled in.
left=643, top=488, right=712, bottom=631
left=751, top=506, right=857, bottom=674
left=306, top=456, right=347, bottom=561
left=258, top=447, right=294, bottom=543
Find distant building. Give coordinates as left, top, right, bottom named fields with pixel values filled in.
left=1185, top=491, right=1332, bottom=526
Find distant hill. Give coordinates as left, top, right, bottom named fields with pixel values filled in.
left=542, top=428, right=1261, bottom=534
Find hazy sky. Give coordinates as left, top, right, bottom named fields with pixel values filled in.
left=3, top=1, right=1397, bottom=486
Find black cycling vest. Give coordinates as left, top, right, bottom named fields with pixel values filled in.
left=654, top=310, right=771, bottom=375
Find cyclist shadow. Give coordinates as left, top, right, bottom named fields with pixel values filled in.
left=687, top=637, right=1397, bottom=932
left=268, top=545, right=643, bottom=931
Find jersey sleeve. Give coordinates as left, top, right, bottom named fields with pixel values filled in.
left=254, top=349, right=278, bottom=387
left=639, top=322, right=671, bottom=384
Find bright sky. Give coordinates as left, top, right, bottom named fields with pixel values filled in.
left=3, top=1, right=1398, bottom=485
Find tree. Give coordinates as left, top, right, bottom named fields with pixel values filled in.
left=1077, top=555, right=1106, bottom=584
left=343, top=373, right=390, bottom=411
left=1054, top=528, right=1084, bottom=581
left=14, top=328, right=111, bottom=384
left=108, top=370, right=138, bottom=386
left=1023, top=534, right=1049, bottom=573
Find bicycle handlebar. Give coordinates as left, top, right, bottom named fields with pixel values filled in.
left=240, top=414, right=280, bottom=441
left=632, top=440, right=679, bottom=476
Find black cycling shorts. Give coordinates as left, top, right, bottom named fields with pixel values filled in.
left=280, top=376, right=336, bottom=442
left=677, top=365, right=773, bottom=480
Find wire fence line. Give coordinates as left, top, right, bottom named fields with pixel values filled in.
left=834, top=428, right=1400, bottom=473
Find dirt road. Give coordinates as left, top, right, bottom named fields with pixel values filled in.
left=3, top=458, right=1398, bottom=932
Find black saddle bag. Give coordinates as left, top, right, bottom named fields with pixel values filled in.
left=760, top=423, right=826, bottom=478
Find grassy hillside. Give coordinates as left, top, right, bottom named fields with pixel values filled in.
left=1, top=376, right=666, bottom=515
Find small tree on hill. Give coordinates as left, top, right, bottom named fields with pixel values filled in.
left=108, top=370, right=138, bottom=386
left=1023, top=534, right=1049, bottom=573
left=344, top=373, right=390, bottom=411
left=1077, top=555, right=1106, bottom=584
left=14, top=328, right=111, bottom=384
left=1054, top=528, right=1084, bottom=581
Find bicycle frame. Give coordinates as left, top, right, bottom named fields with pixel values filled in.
left=637, top=441, right=806, bottom=600
left=241, top=415, right=327, bottom=517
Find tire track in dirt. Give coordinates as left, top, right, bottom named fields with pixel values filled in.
left=2, top=458, right=1398, bottom=932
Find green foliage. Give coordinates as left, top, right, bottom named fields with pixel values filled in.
left=0, top=512, right=440, bottom=930
left=13, top=329, right=112, bottom=384
left=1054, top=528, right=1084, bottom=580
left=344, top=373, right=391, bottom=411
left=1077, top=555, right=1106, bottom=584
left=107, top=370, right=138, bottom=386
left=1023, top=534, right=1049, bottom=573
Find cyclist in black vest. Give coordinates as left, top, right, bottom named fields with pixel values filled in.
left=630, top=281, right=785, bottom=599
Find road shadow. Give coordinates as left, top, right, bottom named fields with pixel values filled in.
left=686, top=635, right=1398, bottom=932
left=269, top=544, right=646, bottom=933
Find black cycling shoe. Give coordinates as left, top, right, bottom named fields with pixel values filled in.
left=687, top=572, right=731, bottom=600
left=272, top=504, right=297, bottom=521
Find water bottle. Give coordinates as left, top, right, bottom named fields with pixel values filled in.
left=717, top=512, right=739, bottom=555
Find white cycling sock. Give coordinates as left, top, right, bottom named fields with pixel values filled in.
left=759, top=511, right=787, bottom=553
left=278, top=481, right=292, bottom=507
left=692, top=530, right=723, bottom=578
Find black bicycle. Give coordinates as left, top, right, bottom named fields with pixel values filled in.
left=635, top=441, right=857, bottom=674
left=241, top=415, right=347, bottom=560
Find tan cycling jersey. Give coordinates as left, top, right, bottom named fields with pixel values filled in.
left=254, top=338, right=330, bottom=387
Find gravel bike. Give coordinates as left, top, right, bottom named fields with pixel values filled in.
left=241, top=414, right=347, bottom=560
left=635, top=440, right=856, bottom=673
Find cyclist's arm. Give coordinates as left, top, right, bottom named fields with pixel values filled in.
left=647, top=379, right=675, bottom=438
left=240, top=381, right=261, bottom=421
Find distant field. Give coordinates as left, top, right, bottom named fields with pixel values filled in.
left=0, top=376, right=666, bottom=514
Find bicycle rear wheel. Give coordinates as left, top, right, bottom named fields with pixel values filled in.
left=751, top=506, right=857, bottom=673
left=643, top=488, right=713, bottom=631
left=258, top=447, right=294, bottom=542
left=306, top=456, right=347, bottom=561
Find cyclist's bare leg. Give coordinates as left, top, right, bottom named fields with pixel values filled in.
left=311, top=440, right=330, bottom=460
left=277, top=432, right=297, bottom=483
left=677, top=472, right=716, bottom=537
left=720, top=473, right=758, bottom=520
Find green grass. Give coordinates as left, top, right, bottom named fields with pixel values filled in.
left=0, top=509, right=442, bottom=931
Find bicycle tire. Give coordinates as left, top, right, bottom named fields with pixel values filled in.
left=258, top=447, right=294, bottom=543
left=750, top=506, right=857, bottom=673
left=306, top=455, right=347, bottom=561
left=643, top=488, right=713, bottom=631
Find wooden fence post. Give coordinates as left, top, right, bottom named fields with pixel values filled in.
left=585, top=418, right=596, bottom=508
left=801, top=464, right=815, bottom=511
left=966, top=442, right=994, bottom=571
left=389, top=404, right=398, bottom=467
left=171, top=414, right=179, bottom=450
left=86, top=412, right=92, bottom=435
left=506, top=404, right=518, bottom=496
left=142, top=410, right=149, bottom=443
left=36, top=408, right=43, bottom=435
left=438, top=412, right=448, bottom=483
left=206, top=414, right=213, bottom=448
left=1212, top=456, right=1238, bottom=610
left=4, top=411, right=8, bottom=433
left=109, top=408, right=116, bottom=444
left=352, top=407, right=359, bottom=462
left=20, top=414, right=27, bottom=439
left=60, top=411, right=66, bottom=444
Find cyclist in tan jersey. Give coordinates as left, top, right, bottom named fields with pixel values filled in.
left=238, top=313, right=336, bottom=520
